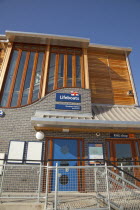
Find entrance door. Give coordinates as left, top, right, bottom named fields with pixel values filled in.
left=106, top=140, right=137, bottom=165
left=52, top=138, right=78, bottom=191
left=114, top=142, right=134, bottom=165
left=106, top=140, right=140, bottom=186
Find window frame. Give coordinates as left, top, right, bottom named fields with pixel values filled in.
left=0, top=44, right=85, bottom=108
left=0, top=43, right=46, bottom=108
left=46, top=46, right=85, bottom=93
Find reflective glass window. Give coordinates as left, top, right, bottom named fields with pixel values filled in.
left=67, top=55, right=72, bottom=87
left=1, top=50, right=18, bottom=107
left=11, top=51, right=26, bottom=107
left=47, top=53, right=56, bottom=92
left=21, top=52, right=35, bottom=105
left=32, top=52, right=44, bottom=102
left=58, top=54, right=64, bottom=88
left=76, top=55, right=81, bottom=87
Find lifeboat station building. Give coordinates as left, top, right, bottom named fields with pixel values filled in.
left=0, top=31, right=140, bottom=204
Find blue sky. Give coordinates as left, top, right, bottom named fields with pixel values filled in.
left=0, top=0, right=140, bottom=103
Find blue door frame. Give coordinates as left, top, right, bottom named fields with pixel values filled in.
left=52, top=138, right=78, bottom=191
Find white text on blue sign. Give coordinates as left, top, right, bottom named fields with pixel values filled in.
left=55, top=104, right=81, bottom=110
left=56, top=93, right=81, bottom=103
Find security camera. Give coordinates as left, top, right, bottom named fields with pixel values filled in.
left=96, top=132, right=100, bottom=137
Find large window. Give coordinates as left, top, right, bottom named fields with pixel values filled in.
left=0, top=44, right=84, bottom=108
left=0, top=44, right=45, bottom=107
left=47, top=47, right=84, bottom=92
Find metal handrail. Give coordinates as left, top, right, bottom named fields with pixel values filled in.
left=106, top=160, right=140, bottom=183
left=1, top=157, right=140, bottom=183
left=1, top=157, right=140, bottom=162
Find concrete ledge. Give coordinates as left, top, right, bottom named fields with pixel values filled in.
left=0, top=203, right=44, bottom=210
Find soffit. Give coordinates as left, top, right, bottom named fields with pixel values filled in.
left=6, top=31, right=90, bottom=48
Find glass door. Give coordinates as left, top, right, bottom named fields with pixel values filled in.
left=106, top=140, right=137, bottom=165
left=115, top=142, right=133, bottom=166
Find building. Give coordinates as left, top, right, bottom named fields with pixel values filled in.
left=0, top=31, right=140, bottom=194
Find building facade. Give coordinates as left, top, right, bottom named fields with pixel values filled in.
left=0, top=31, right=140, bottom=191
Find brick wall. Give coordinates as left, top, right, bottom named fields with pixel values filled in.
left=0, top=87, right=107, bottom=193
left=0, top=88, right=94, bottom=155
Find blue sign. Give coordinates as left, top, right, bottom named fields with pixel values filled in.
left=55, top=104, right=81, bottom=110
left=110, top=133, right=129, bottom=138
left=0, top=110, right=4, bottom=117
left=56, top=92, right=81, bottom=103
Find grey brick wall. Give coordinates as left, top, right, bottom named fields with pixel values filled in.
left=0, top=87, right=107, bottom=193
left=0, top=88, right=93, bottom=155
left=0, top=87, right=140, bottom=193
left=0, top=87, right=139, bottom=158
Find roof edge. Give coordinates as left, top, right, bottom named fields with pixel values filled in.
left=6, top=30, right=90, bottom=43
left=0, top=34, right=7, bottom=40
left=89, top=43, right=132, bottom=54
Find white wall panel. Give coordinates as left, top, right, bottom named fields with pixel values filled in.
left=7, top=141, right=25, bottom=163
left=26, top=142, right=43, bottom=164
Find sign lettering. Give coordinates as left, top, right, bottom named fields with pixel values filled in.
left=55, top=104, right=81, bottom=110
left=56, top=92, right=81, bottom=103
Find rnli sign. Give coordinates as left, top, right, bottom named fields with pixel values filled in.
left=56, top=91, right=81, bottom=103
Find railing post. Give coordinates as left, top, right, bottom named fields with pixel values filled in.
left=44, top=162, right=49, bottom=210
left=38, top=162, right=42, bottom=203
left=54, top=162, right=58, bottom=210
left=121, top=163, right=125, bottom=189
left=105, top=162, right=111, bottom=210
left=0, top=162, right=6, bottom=197
left=94, top=163, right=97, bottom=192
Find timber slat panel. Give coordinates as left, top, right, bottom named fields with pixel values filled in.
left=88, top=49, right=135, bottom=105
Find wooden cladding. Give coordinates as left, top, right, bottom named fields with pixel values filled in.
left=0, top=43, right=13, bottom=93
left=88, top=49, right=135, bottom=105
left=0, top=41, right=136, bottom=108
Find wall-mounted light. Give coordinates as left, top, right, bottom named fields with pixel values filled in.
left=35, top=131, right=45, bottom=140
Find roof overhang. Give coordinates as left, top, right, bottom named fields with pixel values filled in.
left=31, top=110, right=140, bottom=132
left=0, top=31, right=132, bottom=53
left=31, top=117, right=140, bottom=129
left=0, top=35, right=7, bottom=40
left=89, top=43, right=132, bottom=55
left=5, top=31, right=90, bottom=48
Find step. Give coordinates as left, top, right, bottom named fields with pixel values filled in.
left=0, top=203, right=44, bottom=210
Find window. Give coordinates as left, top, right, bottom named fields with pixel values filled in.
left=0, top=44, right=45, bottom=107
left=46, top=46, right=83, bottom=93
left=88, top=143, right=104, bottom=164
left=0, top=44, right=84, bottom=108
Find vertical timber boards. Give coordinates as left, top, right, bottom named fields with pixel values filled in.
left=87, top=49, right=135, bottom=105
left=0, top=43, right=13, bottom=93
left=108, top=53, right=135, bottom=105
left=0, top=43, right=7, bottom=74
left=88, top=50, right=113, bottom=104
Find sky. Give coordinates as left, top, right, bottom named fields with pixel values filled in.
left=0, top=0, right=140, bottom=104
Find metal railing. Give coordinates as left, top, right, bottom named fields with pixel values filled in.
left=0, top=159, right=140, bottom=209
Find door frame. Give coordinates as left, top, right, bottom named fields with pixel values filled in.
left=106, top=138, right=140, bottom=186
left=44, top=137, right=85, bottom=192
left=106, top=138, right=140, bottom=164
